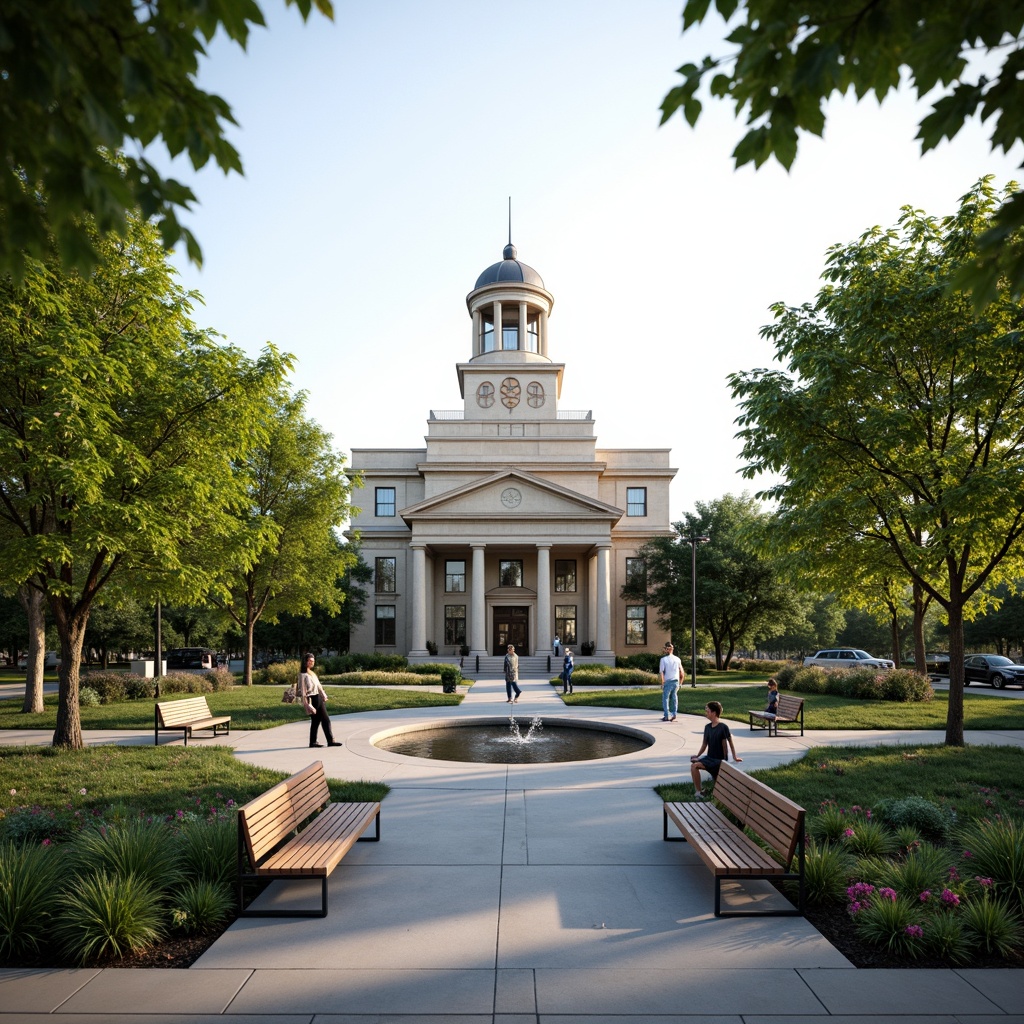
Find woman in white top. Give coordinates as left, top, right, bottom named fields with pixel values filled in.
left=299, top=653, right=341, bottom=748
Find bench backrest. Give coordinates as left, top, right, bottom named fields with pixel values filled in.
left=156, top=695, right=213, bottom=727
left=712, top=762, right=805, bottom=868
left=777, top=694, right=803, bottom=719
left=238, top=761, right=331, bottom=865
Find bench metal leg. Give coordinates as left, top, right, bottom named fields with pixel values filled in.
left=358, top=809, right=381, bottom=841
left=663, top=806, right=686, bottom=842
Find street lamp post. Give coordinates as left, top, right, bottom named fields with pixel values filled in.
left=682, top=533, right=709, bottom=687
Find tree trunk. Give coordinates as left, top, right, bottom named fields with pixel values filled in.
left=912, top=582, right=928, bottom=674
left=889, top=612, right=901, bottom=669
left=17, top=583, right=46, bottom=714
left=944, top=600, right=965, bottom=747
left=243, top=599, right=255, bottom=686
left=51, top=604, right=88, bottom=749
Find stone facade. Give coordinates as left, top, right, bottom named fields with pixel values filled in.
left=347, top=243, right=676, bottom=658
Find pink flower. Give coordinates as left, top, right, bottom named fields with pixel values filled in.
left=940, top=889, right=960, bottom=907
left=919, top=890, right=932, bottom=902
left=879, top=887, right=898, bottom=902
left=843, top=828, right=855, bottom=838
left=905, top=925, right=924, bottom=938
left=78, top=788, right=87, bottom=796
left=948, top=867, right=960, bottom=881
left=963, top=849, right=973, bottom=858
left=41, top=838, right=51, bottom=846
left=975, top=877, right=994, bottom=889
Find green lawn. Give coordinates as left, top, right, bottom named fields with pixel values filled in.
left=657, top=742, right=1024, bottom=826
left=563, top=683, right=1024, bottom=730
left=0, top=685, right=461, bottom=731
left=0, top=744, right=388, bottom=818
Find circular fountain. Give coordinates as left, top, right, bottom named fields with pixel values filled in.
left=371, top=716, right=653, bottom=764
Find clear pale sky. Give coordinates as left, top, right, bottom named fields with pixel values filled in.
left=164, top=0, right=1023, bottom=519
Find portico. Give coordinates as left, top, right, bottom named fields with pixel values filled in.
left=347, top=239, right=676, bottom=660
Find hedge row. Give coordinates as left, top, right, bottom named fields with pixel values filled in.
left=78, top=669, right=235, bottom=705
left=775, top=664, right=934, bottom=702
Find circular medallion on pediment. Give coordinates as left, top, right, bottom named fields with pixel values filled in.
left=527, top=381, right=545, bottom=407
left=500, top=377, right=521, bottom=409
left=501, top=487, right=522, bottom=509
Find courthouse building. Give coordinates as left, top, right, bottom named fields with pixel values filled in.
left=347, top=241, right=677, bottom=659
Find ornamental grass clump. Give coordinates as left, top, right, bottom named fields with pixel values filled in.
left=842, top=819, right=895, bottom=859
left=957, top=818, right=1024, bottom=904
left=171, top=879, right=233, bottom=934
left=72, top=819, right=183, bottom=896
left=802, top=839, right=853, bottom=905
left=175, top=817, right=235, bottom=887
left=872, top=843, right=952, bottom=898
left=848, top=884, right=925, bottom=957
left=0, top=841, right=65, bottom=959
left=960, top=891, right=1023, bottom=957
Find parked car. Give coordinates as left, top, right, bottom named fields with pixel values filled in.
left=165, top=648, right=217, bottom=672
left=802, top=649, right=895, bottom=670
left=963, top=654, right=1024, bottom=689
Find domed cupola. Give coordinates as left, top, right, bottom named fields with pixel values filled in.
left=466, top=241, right=554, bottom=361
left=473, top=243, right=546, bottom=289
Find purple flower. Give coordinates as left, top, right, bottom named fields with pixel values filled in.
left=879, top=887, right=898, bottom=902
left=975, top=877, right=994, bottom=889
left=905, top=925, right=924, bottom=938
left=919, top=890, right=932, bottom=902
left=843, top=827, right=855, bottom=838
left=963, top=849, right=973, bottom=858
left=948, top=867, right=960, bottom=881
left=940, top=889, right=960, bottom=907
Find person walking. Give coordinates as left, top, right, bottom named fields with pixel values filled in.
left=552, top=635, right=560, bottom=657
left=659, top=641, right=684, bottom=721
left=504, top=644, right=521, bottom=703
left=299, top=652, right=341, bottom=748
left=689, top=700, right=742, bottom=798
left=562, top=648, right=574, bottom=694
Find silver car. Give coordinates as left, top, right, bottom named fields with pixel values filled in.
left=803, top=649, right=895, bottom=670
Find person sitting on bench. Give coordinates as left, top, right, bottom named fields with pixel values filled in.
left=690, top=700, right=742, bottom=799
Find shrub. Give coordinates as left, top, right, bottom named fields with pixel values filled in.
left=425, top=640, right=438, bottom=655
left=880, top=669, right=934, bottom=702
left=874, top=796, right=953, bottom=843
left=783, top=665, right=933, bottom=702
left=784, top=665, right=830, bottom=695
left=317, top=653, right=407, bottom=674
left=56, top=871, right=165, bottom=964
left=774, top=664, right=799, bottom=689
left=616, top=653, right=661, bottom=672
left=79, top=671, right=127, bottom=703
left=205, top=667, right=235, bottom=691
left=873, top=844, right=952, bottom=897
left=123, top=675, right=155, bottom=700
left=78, top=686, right=101, bottom=707
left=728, top=658, right=791, bottom=674
left=0, top=840, right=65, bottom=959
left=72, top=819, right=182, bottom=895
left=803, top=839, right=853, bottom=905
left=330, top=670, right=439, bottom=686
left=175, top=818, right=235, bottom=887
left=251, top=661, right=301, bottom=686
left=957, top=818, right=1024, bottom=904
left=171, top=879, right=233, bottom=934
left=809, top=802, right=852, bottom=844
left=1, top=805, right=81, bottom=844
left=960, top=895, right=1023, bottom=957
left=156, top=671, right=213, bottom=695
left=405, top=663, right=464, bottom=687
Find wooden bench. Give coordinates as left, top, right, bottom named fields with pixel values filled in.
left=748, top=693, right=804, bottom=736
left=154, top=695, right=231, bottom=746
left=663, top=761, right=805, bottom=917
left=236, top=760, right=380, bottom=918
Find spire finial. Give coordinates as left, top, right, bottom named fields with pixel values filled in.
left=503, top=196, right=517, bottom=260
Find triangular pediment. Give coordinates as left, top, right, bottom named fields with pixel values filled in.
left=399, top=470, right=623, bottom=524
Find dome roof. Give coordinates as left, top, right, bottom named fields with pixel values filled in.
left=473, top=243, right=545, bottom=289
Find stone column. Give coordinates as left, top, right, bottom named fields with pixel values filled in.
left=539, top=310, right=549, bottom=357
left=519, top=302, right=528, bottom=353
left=470, top=543, right=487, bottom=655
left=595, top=544, right=613, bottom=657
left=472, top=309, right=482, bottom=356
left=535, top=544, right=551, bottom=655
left=409, top=544, right=428, bottom=656
left=494, top=300, right=503, bottom=349
left=587, top=552, right=597, bottom=652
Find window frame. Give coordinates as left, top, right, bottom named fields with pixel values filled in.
left=374, top=556, right=396, bottom=593
left=626, top=487, right=647, bottom=517
left=498, top=559, right=524, bottom=588
left=625, top=605, right=647, bottom=645
left=375, top=486, right=396, bottom=517
left=554, top=559, right=576, bottom=593
left=374, top=605, right=396, bottom=646
left=444, top=605, right=467, bottom=647
left=555, top=605, right=577, bottom=645
left=445, top=559, right=466, bottom=593
left=625, top=556, right=647, bottom=590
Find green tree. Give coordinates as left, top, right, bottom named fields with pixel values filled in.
left=0, top=214, right=289, bottom=747
left=728, top=179, right=1024, bottom=745
left=0, top=0, right=333, bottom=281
left=758, top=591, right=845, bottom=655
left=661, top=1, right=1024, bottom=302
left=86, top=597, right=157, bottom=668
left=961, top=582, right=1024, bottom=656
left=623, top=494, right=800, bottom=668
left=214, top=391, right=356, bottom=685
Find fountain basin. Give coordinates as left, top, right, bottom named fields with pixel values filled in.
left=370, top=716, right=654, bottom=764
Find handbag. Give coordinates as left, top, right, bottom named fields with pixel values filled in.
left=282, top=684, right=297, bottom=704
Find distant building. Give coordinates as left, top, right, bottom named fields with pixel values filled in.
left=347, top=241, right=676, bottom=658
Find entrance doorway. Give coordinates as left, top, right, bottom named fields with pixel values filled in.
left=493, top=607, right=529, bottom=655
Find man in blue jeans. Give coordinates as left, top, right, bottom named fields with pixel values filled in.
left=659, top=641, right=684, bottom=721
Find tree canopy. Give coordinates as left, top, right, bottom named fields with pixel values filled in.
left=0, top=213, right=290, bottom=746
left=661, top=0, right=1024, bottom=302
left=728, top=179, right=1024, bottom=745
left=0, top=0, right=333, bottom=281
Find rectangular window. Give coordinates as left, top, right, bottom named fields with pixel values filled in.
left=375, top=605, right=396, bottom=646
left=554, top=559, right=576, bottom=593
left=444, top=605, right=466, bottom=647
left=625, top=556, right=647, bottom=589
left=625, top=605, right=647, bottom=645
left=445, top=560, right=466, bottom=592
left=482, top=320, right=495, bottom=352
left=499, top=559, right=523, bottom=588
left=555, top=605, right=577, bottom=645
left=626, top=487, right=647, bottom=517
left=375, top=557, right=396, bottom=593
left=375, top=487, right=396, bottom=517
left=525, top=319, right=539, bottom=353
left=502, top=325, right=519, bottom=350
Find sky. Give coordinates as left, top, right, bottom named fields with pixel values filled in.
left=163, top=0, right=1023, bottom=519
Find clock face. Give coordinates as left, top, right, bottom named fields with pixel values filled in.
left=501, top=487, right=522, bottom=508
left=500, top=377, right=521, bottom=409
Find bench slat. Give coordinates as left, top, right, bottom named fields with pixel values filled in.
left=258, top=803, right=379, bottom=876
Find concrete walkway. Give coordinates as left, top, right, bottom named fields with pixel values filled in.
left=2, top=677, right=1023, bottom=1022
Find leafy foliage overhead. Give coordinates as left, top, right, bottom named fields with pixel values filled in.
left=660, top=1, right=1024, bottom=301
left=0, top=0, right=333, bottom=280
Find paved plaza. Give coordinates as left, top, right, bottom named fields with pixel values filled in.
left=1, top=676, right=1023, bottom=1022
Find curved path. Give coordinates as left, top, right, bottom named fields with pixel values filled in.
left=2, top=676, right=1023, bottom=1022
